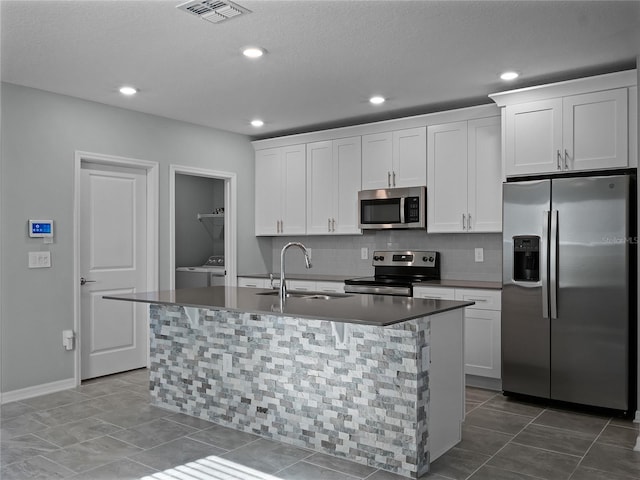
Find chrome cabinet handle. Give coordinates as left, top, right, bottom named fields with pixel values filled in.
left=556, top=150, right=562, bottom=170
left=332, top=218, right=336, bottom=232
left=462, top=213, right=466, bottom=230
left=387, top=171, right=391, bottom=187
left=80, top=277, right=96, bottom=286
left=564, top=149, right=569, bottom=170
left=467, top=213, right=471, bottom=230
left=392, top=171, right=396, bottom=187
left=328, top=218, right=331, bottom=232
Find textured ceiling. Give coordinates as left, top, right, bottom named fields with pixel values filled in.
left=2, top=0, right=639, bottom=139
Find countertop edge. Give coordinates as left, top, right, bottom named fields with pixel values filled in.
left=104, top=287, right=474, bottom=327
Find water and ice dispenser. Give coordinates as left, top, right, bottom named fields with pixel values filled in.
left=513, top=236, right=540, bottom=282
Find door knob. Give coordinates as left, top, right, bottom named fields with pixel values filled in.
left=80, top=277, right=96, bottom=286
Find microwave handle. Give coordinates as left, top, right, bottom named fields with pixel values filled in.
left=400, top=197, right=405, bottom=223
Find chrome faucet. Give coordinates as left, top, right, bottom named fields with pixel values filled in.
left=280, top=242, right=312, bottom=304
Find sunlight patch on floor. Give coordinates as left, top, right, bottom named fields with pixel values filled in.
left=141, top=455, right=284, bottom=480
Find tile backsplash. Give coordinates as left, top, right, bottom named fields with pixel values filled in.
left=270, top=230, right=502, bottom=281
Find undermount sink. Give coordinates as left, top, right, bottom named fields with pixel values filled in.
left=256, top=290, right=352, bottom=300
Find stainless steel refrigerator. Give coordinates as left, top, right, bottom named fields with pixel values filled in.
left=502, top=173, right=635, bottom=413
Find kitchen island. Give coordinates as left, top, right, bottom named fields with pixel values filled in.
left=105, top=286, right=472, bottom=478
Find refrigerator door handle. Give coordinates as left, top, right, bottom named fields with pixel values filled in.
left=541, top=211, right=550, bottom=318
left=549, top=209, right=559, bottom=319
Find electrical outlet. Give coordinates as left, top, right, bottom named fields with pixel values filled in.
left=28, top=251, right=51, bottom=268
left=361, top=247, right=368, bottom=260
left=474, top=248, right=484, bottom=263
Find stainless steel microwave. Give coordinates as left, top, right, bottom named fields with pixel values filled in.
left=358, top=186, right=426, bottom=229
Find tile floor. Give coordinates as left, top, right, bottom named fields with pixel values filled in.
left=1, top=368, right=639, bottom=480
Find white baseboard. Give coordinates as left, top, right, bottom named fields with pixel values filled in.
left=465, top=374, right=502, bottom=391
left=0, top=378, right=76, bottom=404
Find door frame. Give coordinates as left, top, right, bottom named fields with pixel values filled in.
left=73, top=151, right=159, bottom=386
left=169, top=165, right=237, bottom=288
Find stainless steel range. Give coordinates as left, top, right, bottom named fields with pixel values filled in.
left=344, top=250, right=440, bottom=296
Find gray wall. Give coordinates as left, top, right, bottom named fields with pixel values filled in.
left=175, top=175, right=225, bottom=267
left=0, top=82, right=268, bottom=393
left=271, top=231, right=502, bottom=281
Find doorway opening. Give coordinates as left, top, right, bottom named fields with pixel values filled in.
left=169, top=165, right=237, bottom=289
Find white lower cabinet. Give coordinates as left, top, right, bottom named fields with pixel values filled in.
left=413, top=286, right=502, bottom=379
left=454, top=289, right=501, bottom=379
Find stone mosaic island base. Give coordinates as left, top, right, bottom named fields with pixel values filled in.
left=147, top=303, right=465, bottom=478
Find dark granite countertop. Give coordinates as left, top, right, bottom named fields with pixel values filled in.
left=104, top=286, right=473, bottom=327
left=240, top=273, right=501, bottom=290
left=240, top=273, right=352, bottom=282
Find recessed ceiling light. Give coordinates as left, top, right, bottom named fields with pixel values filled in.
left=369, top=96, right=385, bottom=105
left=242, top=47, right=265, bottom=59
left=500, top=71, right=519, bottom=81
left=251, top=119, right=264, bottom=127
left=119, top=86, right=137, bottom=95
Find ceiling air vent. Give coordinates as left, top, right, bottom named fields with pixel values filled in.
left=176, top=0, right=250, bottom=24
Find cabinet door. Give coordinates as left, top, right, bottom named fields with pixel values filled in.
left=393, top=127, right=426, bottom=187
left=505, top=98, right=562, bottom=176
left=462, top=309, right=501, bottom=378
left=563, top=88, right=628, bottom=171
left=281, top=145, right=306, bottom=235
left=333, top=137, right=362, bottom=234
left=427, top=122, right=468, bottom=233
left=361, top=132, right=392, bottom=190
left=467, top=116, right=502, bottom=232
left=306, top=141, right=334, bottom=234
left=255, top=148, right=282, bottom=235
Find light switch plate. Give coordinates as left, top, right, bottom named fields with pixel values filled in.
left=28, top=251, right=51, bottom=268
left=474, top=248, right=484, bottom=263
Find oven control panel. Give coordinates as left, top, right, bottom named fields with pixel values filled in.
left=372, top=250, right=438, bottom=267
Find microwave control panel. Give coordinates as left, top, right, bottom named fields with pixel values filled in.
left=405, top=197, right=420, bottom=223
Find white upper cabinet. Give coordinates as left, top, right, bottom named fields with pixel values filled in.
left=361, top=132, right=392, bottom=189
left=505, top=98, right=563, bottom=176
left=306, top=137, right=361, bottom=235
left=505, top=89, right=628, bottom=176
left=562, top=89, right=628, bottom=171
left=427, top=121, right=468, bottom=232
left=255, top=145, right=306, bottom=236
left=362, top=127, right=426, bottom=190
left=427, top=116, right=502, bottom=233
left=491, top=71, right=636, bottom=178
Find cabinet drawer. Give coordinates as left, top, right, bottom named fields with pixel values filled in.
left=413, top=287, right=455, bottom=300
left=454, top=289, right=501, bottom=311
left=238, top=277, right=267, bottom=288
left=315, top=281, right=345, bottom=293
left=287, top=280, right=316, bottom=291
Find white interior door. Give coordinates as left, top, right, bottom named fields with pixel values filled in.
left=80, top=162, right=148, bottom=380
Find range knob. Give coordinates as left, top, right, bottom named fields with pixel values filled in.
left=374, top=255, right=385, bottom=261
left=423, top=256, right=434, bottom=262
